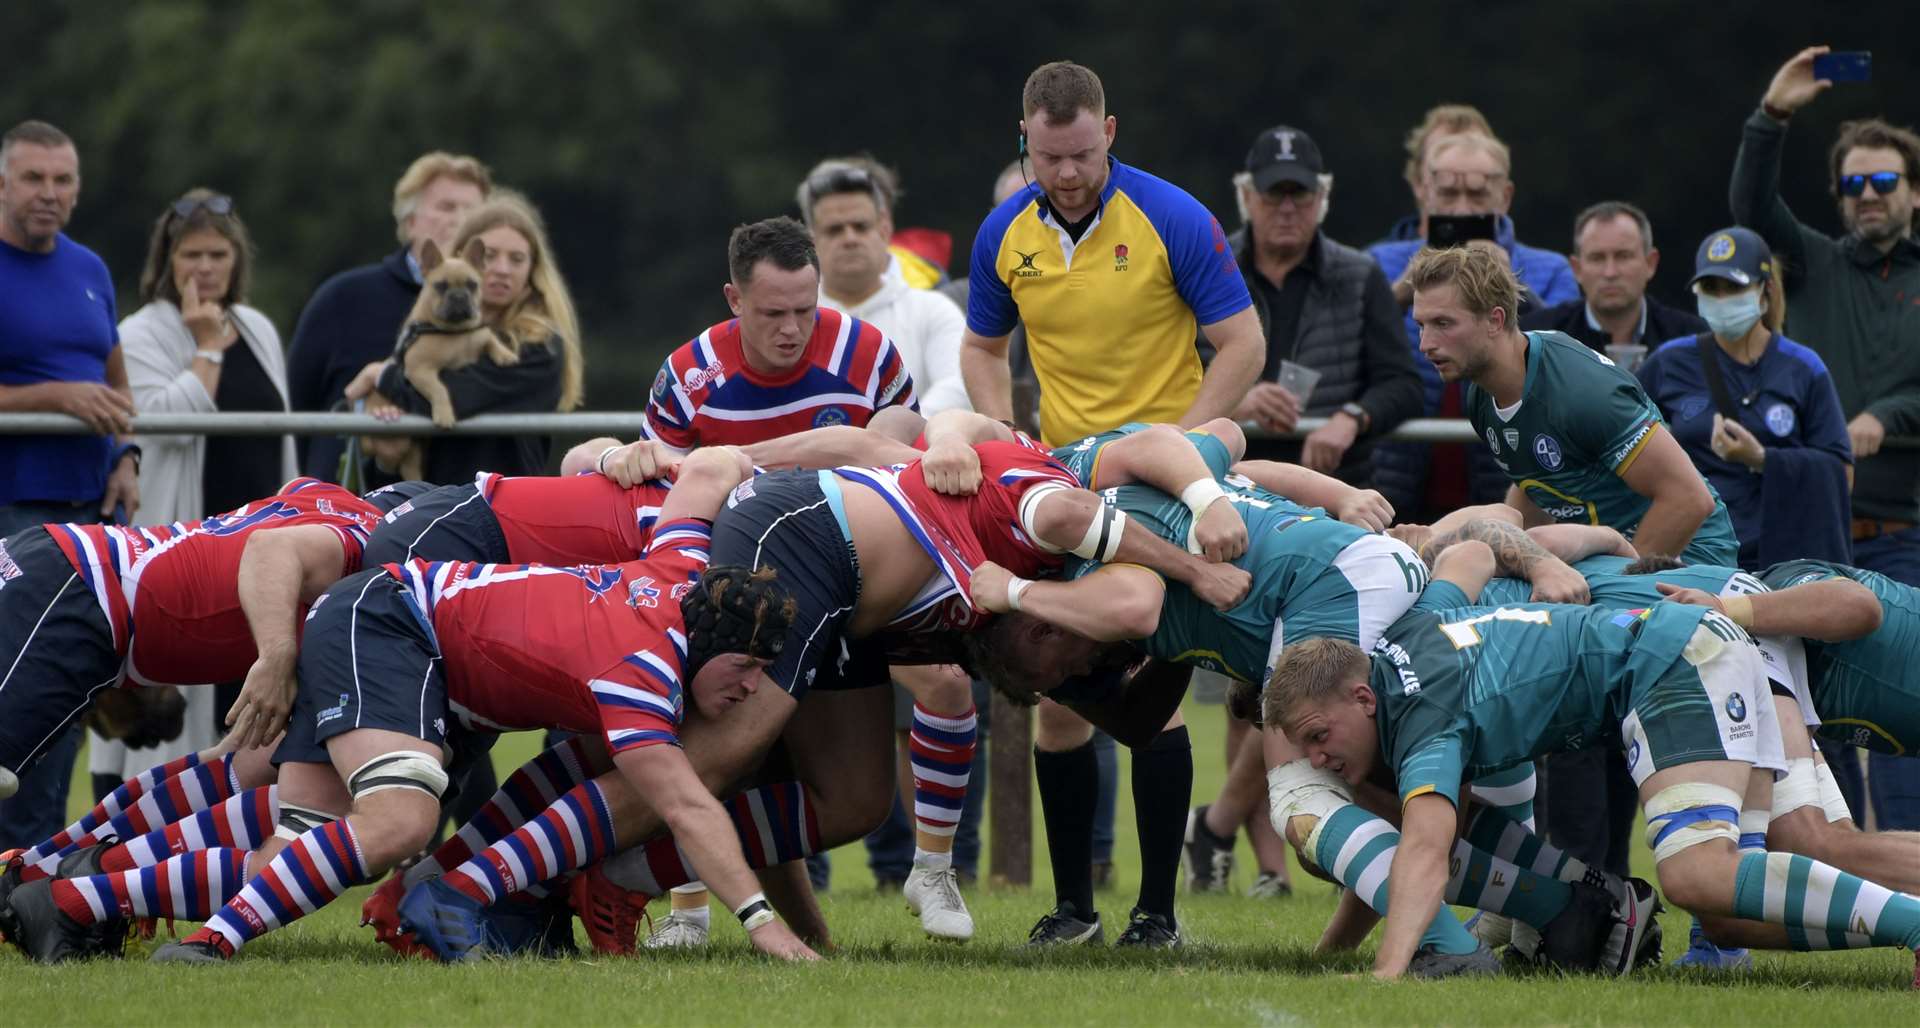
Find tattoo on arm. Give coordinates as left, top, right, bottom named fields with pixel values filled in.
left=1418, top=518, right=1554, bottom=578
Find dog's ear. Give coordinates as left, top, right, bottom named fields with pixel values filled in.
left=419, top=238, right=444, bottom=274
left=461, top=236, right=488, bottom=270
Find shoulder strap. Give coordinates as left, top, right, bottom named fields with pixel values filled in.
left=1694, top=334, right=1740, bottom=419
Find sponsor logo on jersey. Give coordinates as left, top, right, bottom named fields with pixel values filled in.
left=812, top=406, right=850, bottom=428
left=1485, top=427, right=1499, bottom=452
left=1013, top=249, right=1044, bottom=278
left=1626, top=739, right=1641, bottom=771
left=627, top=575, right=662, bottom=609
left=651, top=368, right=673, bottom=406
left=728, top=479, right=756, bottom=508
left=317, top=692, right=351, bottom=727
left=1532, top=434, right=1563, bottom=470
left=878, top=364, right=909, bottom=406
left=1607, top=419, right=1657, bottom=469
left=384, top=500, right=415, bottom=522
left=1725, top=691, right=1747, bottom=723
left=683, top=360, right=727, bottom=392
left=559, top=564, right=625, bottom=602
left=0, top=539, right=21, bottom=585
left=1503, top=428, right=1519, bottom=450
left=432, top=717, right=446, bottom=737
left=670, top=580, right=694, bottom=601
left=1765, top=403, right=1795, bottom=437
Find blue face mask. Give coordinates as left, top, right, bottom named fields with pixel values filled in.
left=1697, top=288, right=1763, bottom=341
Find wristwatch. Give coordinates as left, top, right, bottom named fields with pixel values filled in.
left=113, top=441, right=142, bottom=473
left=1337, top=402, right=1371, bottom=434
left=195, top=348, right=225, bottom=365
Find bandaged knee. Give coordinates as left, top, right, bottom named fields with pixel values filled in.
left=1643, top=782, right=1743, bottom=863
left=1770, top=757, right=1822, bottom=819
left=275, top=802, right=340, bottom=842
left=1267, top=759, right=1353, bottom=855
left=347, top=751, right=449, bottom=802
left=1814, top=761, right=1853, bottom=823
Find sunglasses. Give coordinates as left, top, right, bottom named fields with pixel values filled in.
left=805, top=165, right=882, bottom=204
left=171, top=194, right=235, bottom=218
left=1839, top=172, right=1903, bottom=197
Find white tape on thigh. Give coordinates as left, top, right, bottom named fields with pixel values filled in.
left=1739, top=808, right=1771, bottom=847
left=274, top=802, right=340, bottom=842
left=1017, top=483, right=1072, bottom=554
left=1268, top=759, right=1353, bottom=838
left=1771, top=757, right=1822, bottom=818
left=1643, top=782, right=1743, bottom=863
left=348, top=751, right=449, bottom=801
left=1814, top=761, right=1853, bottom=823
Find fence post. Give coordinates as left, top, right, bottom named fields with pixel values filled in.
left=989, top=699, right=1032, bottom=887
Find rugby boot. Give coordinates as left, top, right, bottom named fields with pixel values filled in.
left=1408, top=939, right=1502, bottom=979
left=1674, top=917, right=1751, bottom=971
left=1247, top=871, right=1293, bottom=899
left=7, top=879, right=114, bottom=964
left=150, top=937, right=229, bottom=963
left=359, top=872, right=432, bottom=958
left=1467, top=911, right=1515, bottom=950
left=643, top=909, right=708, bottom=949
left=1023, top=902, right=1104, bottom=947
left=1597, top=876, right=1662, bottom=976
left=1181, top=806, right=1234, bottom=892
left=569, top=865, right=652, bottom=955
left=1536, top=880, right=1612, bottom=972
left=484, top=890, right=577, bottom=957
left=0, top=849, right=27, bottom=943
left=1113, top=908, right=1181, bottom=949
left=903, top=862, right=974, bottom=941
left=53, top=841, right=112, bottom=880
left=398, top=876, right=501, bottom=962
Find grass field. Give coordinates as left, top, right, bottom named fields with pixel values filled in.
left=3, top=701, right=1913, bottom=1025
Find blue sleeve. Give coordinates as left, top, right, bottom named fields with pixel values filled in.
left=1533, top=253, right=1581, bottom=308
left=964, top=196, right=1029, bottom=337
left=1798, top=359, right=1855, bottom=465
left=1633, top=345, right=1672, bottom=416
left=1153, top=190, right=1252, bottom=326
left=1410, top=581, right=1472, bottom=615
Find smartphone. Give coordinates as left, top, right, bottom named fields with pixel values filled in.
left=1813, top=51, right=1871, bottom=83
left=1427, top=213, right=1498, bottom=248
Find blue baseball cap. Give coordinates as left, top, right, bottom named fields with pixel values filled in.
left=1690, top=227, right=1773, bottom=289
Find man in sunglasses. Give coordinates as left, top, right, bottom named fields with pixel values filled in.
left=1734, top=45, right=1920, bottom=833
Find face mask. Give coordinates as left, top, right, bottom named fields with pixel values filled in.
left=1696, top=288, right=1763, bottom=341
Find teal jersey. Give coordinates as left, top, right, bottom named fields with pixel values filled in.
left=1465, top=332, right=1737, bottom=566
left=1049, top=421, right=1235, bottom=489
left=1760, top=560, right=1920, bottom=755
left=1372, top=594, right=1708, bottom=806
left=1477, top=555, right=1755, bottom=608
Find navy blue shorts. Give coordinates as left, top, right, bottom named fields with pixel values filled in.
left=276, top=569, right=450, bottom=766
left=363, top=483, right=509, bottom=567
left=0, top=527, right=123, bottom=776
left=710, top=470, right=885, bottom=699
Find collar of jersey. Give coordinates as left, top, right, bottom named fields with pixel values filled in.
left=1035, top=155, right=1124, bottom=227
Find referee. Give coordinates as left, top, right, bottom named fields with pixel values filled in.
left=959, top=60, right=1262, bottom=949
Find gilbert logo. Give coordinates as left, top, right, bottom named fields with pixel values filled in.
left=1013, top=249, right=1044, bottom=278
left=1113, top=244, right=1129, bottom=271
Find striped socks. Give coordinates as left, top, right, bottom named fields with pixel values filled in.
left=95, top=787, right=279, bottom=874
left=22, top=753, right=235, bottom=875
left=441, top=780, right=615, bottom=904
left=910, top=704, right=975, bottom=860
left=1731, top=851, right=1917, bottom=951
left=1309, top=804, right=1481, bottom=955
left=601, top=781, right=820, bottom=896
left=52, top=849, right=250, bottom=925
left=191, top=819, right=368, bottom=955
left=404, top=738, right=592, bottom=888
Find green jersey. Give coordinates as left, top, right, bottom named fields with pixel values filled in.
left=1050, top=421, right=1236, bottom=489
left=1760, top=560, right=1920, bottom=755
left=1476, top=555, right=1758, bottom=608
left=1373, top=586, right=1709, bottom=806
left=1465, top=331, right=1737, bottom=566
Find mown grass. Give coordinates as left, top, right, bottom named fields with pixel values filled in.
left=4, top=703, right=1911, bottom=1025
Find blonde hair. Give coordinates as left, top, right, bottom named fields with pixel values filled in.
left=450, top=192, right=584, bottom=411
left=391, top=152, right=493, bottom=245
left=1426, top=132, right=1512, bottom=177
left=1406, top=245, right=1521, bottom=328
left=1263, top=638, right=1371, bottom=736
left=1402, top=104, right=1493, bottom=187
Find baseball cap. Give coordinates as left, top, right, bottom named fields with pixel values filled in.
left=1245, top=126, right=1325, bottom=192
left=1690, top=227, right=1774, bottom=289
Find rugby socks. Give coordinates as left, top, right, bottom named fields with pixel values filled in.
left=22, top=752, right=235, bottom=876
left=1462, top=804, right=1594, bottom=886
left=602, top=781, right=821, bottom=895
left=1731, top=851, right=1919, bottom=951
left=1446, top=838, right=1572, bottom=931
left=910, top=703, right=976, bottom=864
left=1131, top=726, right=1192, bottom=923
left=190, top=819, right=368, bottom=956
left=443, top=780, right=616, bottom=904
left=1034, top=740, right=1100, bottom=918
left=97, top=787, right=279, bottom=873
left=52, top=849, right=250, bottom=926
left=403, top=738, right=593, bottom=888
left=1310, top=805, right=1481, bottom=955
left=1466, top=763, right=1537, bottom=832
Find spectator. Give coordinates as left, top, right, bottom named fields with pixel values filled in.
left=1637, top=227, right=1853, bottom=572
left=1371, top=131, right=1580, bottom=520
left=1375, top=103, right=1494, bottom=245
left=1521, top=201, right=1709, bottom=361
left=0, top=119, right=138, bottom=845
left=285, top=151, right=492, bottom=480
left=1226, top=125, right=1423, bottom=483
left=1733, top=45, right=1920, bottom=832
left=799, top=157, right=970, bottom=415
left=345, top=191, right=584, bottom=484
left=106, top=187, right=296, bottom=784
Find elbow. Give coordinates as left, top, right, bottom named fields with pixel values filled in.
left=1113, top=592, right=1164, bottom=640
left=1203, top=418, right=1246, bottom=462
left=677, top=445, right=750, bottom=490
left=1433, top=539, right=1495, bottom=584
left=1834, top=583, right=1884, bottom=640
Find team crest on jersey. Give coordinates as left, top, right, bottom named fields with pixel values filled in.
left=1113, top=244, right=1129, bottom=271
left=1532, top=434, right=1563, bottom=470
left=728, top=479, right=756, bottom=508
left=1678, top=397, right=1709, bottom=422
left=627, top=575, right=662, bottom=609
left=560, top=564, right=625, bottom=602
left=683, top=360, right=726, bottom=392
left=201, top=501, right=301, bottom=537
left=1725, top=691, right=1747, bottom=723
left=1503, top=428, right=1519, bottom=450
left=812, top=407, right=849, bottom=428
left=670, top=580, right=694, bottom=601
left=1765, top=403, right=1795, bottom=437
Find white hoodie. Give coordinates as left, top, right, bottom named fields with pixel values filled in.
left=818, top=255, right=971, bottom=416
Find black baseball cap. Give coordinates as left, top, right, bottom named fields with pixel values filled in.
left=1245, top=126, right=1325, bottom=192
left=1690, top=227, right=1774, bottom=289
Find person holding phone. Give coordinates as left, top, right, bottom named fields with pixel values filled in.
left=1732, top=45, right=1920, bottom=837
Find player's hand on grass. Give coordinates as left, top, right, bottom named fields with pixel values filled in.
left=749, top=919, right=821, bottom=961
left=920, top=438, right=982, bottom=495
left=227, top=643, right=298, bottom=750
left=1191, top=558, right=1252, bottom=611
left=1655, top=582, right=1726, bottom=614
left=1192, top=495, right=1248, bottom=562
left=1335, top=489, right=1395, bottom=534
left=1527, top=557, right=1590, bottom=605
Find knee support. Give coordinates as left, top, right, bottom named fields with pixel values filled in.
left=1770, top=757, right=1822, bottom=819
left=1814, top=761, right=1853, bottom=823
left=1643, top=782, right=1743, bottom=863
left=347, top=751, right=449, bottom=802
left=1267, top=759, right=1353, bottom=852
left=274, top=801, right=341, bottom=843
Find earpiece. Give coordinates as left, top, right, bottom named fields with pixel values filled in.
left=1018, top=131, right=1027, bottom=155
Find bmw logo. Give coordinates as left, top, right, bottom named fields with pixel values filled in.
left=1626, top=739, right=1641, bottom=769
left=1725, top=692, right=1747, bottom=723
left=1533, top=434, right=1563, bottom=471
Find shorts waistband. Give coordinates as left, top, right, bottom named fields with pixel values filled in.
left=816, top=470, right=855, bottom=545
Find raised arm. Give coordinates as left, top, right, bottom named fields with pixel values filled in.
left=227, top=524, right=356, bottom=749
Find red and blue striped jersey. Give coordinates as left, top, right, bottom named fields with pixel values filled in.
left=48, top=477, right=378, bottom=682
left=474, top=471, right=670, bottom=565
left=386, top=518, right=712, bottom=752
left=642, top=308, right=916, bottom=451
